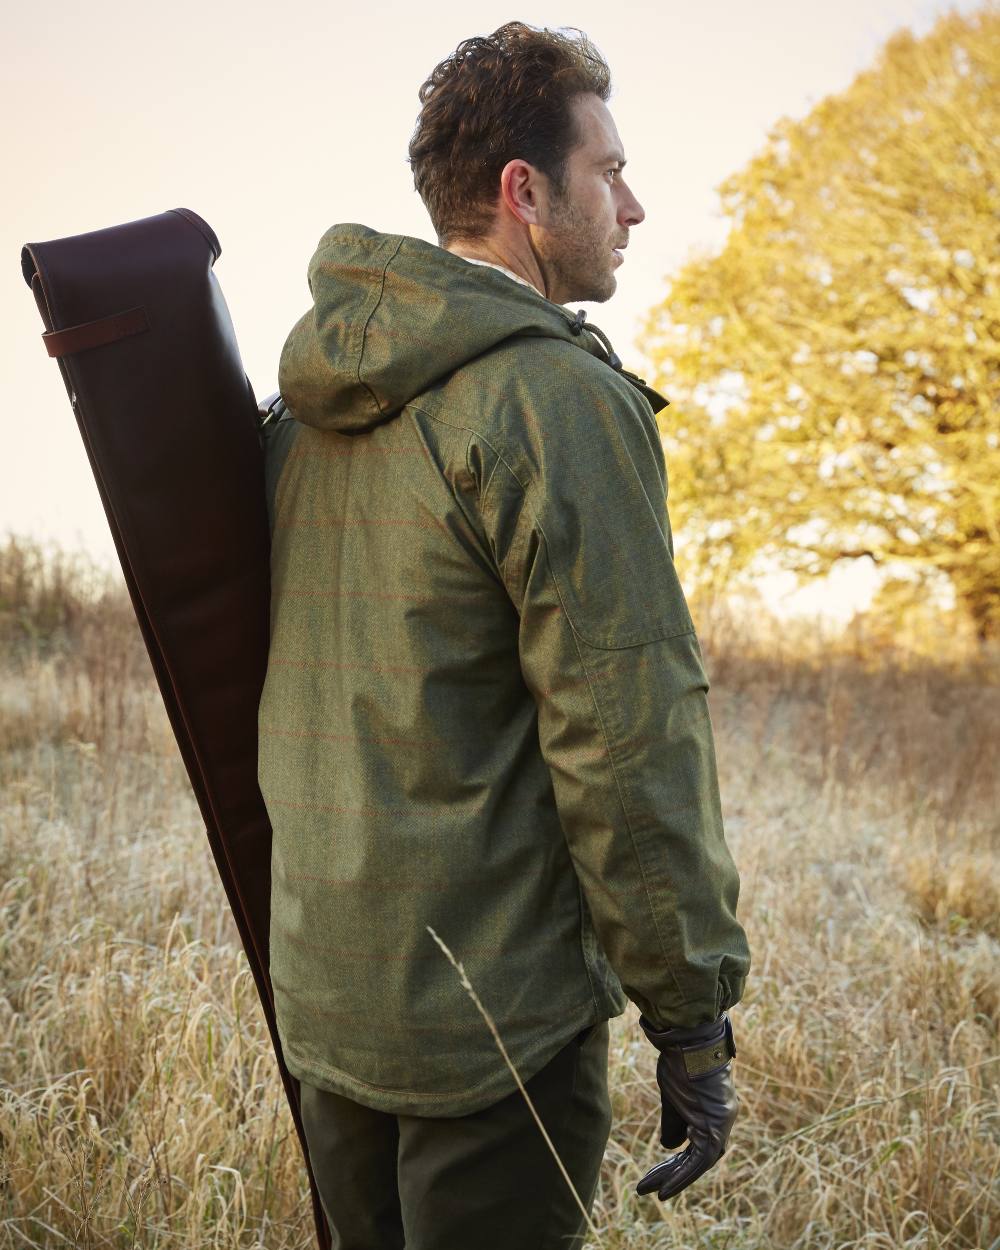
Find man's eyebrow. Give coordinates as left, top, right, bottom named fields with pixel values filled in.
left=597, top=152, right=627, bottom=168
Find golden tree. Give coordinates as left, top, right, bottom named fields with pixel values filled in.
left=642, top=4, right=1000, bottom=639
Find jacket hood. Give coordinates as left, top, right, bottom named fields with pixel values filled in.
left=278, top=223, right=667, bottom=433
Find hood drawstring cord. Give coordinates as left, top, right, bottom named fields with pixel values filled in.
left=587, top=322, right=623, bottom=371
left=568, top=308, right=661, bottom=400
left=568, top=308, right=623, bottom=371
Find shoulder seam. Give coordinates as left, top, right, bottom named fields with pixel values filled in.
left=409, top=401, right=530, bottom=502
left=479, top=437, right=504, bottom=510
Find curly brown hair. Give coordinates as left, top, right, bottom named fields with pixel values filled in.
left=407, top=21, right=612, bottom=245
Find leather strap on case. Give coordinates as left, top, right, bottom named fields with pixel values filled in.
left=41, top=306, right=149, bottom=358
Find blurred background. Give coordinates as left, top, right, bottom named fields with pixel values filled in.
left=3, top=0, right=996, bottom=634
left=1, top=5, right=998, bottom=1249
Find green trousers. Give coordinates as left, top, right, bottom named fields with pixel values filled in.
left=298, top=1022, right=612, bottom=1250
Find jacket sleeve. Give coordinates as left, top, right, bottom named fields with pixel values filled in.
left=473, top=376, right=751, bottom=1030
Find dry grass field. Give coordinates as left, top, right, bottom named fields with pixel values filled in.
left=1, top=535, right=998, bottom=1249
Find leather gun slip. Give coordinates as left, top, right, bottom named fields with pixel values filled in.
left=21, top=207, right=331, bottom=1250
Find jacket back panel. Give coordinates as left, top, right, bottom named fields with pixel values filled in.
left=258, top=392, right=623, bottom=1116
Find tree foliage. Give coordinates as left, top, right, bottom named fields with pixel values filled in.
left=641, top=4, right=1000, bottom=638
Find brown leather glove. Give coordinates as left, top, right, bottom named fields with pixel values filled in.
left=635, top=1011, right=738, bottom=1201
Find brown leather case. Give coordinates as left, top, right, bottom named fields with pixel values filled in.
left=20, top=207, right=330, bottom=1250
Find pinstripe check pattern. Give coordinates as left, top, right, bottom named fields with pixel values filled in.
left=258, top=224, right=750, bottom=1115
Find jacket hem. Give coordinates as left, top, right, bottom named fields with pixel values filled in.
left=279, top=1003, right=618, bottom=1118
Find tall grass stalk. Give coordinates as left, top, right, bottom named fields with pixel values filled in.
left=426, top=924, right=602, bottom=1243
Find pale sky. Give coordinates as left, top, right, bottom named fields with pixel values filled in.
left=2, top=0, right=981, bottom=620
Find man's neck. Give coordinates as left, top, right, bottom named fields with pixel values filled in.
left=444, top=238, right=547, bottom=299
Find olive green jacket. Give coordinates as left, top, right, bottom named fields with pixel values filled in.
left=258, top=223, right=750, bottom=1116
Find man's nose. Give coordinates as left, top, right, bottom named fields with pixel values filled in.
left=619, top=183, right=645, bottom=227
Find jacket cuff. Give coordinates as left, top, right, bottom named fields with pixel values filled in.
left=639, top=1012, right=736, bottom=1077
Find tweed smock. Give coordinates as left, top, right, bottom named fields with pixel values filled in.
left=258, top=224, right=751, bottom=1116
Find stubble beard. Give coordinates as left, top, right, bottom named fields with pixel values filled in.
left=541, top=192, right=617, bottom=305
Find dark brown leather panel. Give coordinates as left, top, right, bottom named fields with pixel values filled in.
left=21, top=207, right=330, bottom=1250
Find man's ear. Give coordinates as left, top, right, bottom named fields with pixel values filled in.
left=499, top=159, right=542, bottom=226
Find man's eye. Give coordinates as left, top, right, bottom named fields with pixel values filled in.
left=607, top=168, right=618, bottom=180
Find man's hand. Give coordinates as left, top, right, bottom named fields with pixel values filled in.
left=635, top=1012, right=738, bottom=1201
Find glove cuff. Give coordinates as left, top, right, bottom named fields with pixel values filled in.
left=639, top=1012, right=736, bottom=1078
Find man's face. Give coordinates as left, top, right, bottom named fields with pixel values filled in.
left=532, top=93, right=645, bottom=305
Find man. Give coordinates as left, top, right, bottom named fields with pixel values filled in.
left=258, top=20, right=751, bottom=1249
